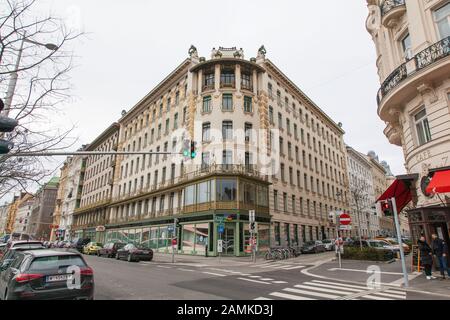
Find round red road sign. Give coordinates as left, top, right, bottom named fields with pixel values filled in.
left=339, top=213, right=351, bottom=225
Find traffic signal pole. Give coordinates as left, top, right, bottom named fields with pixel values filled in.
left=391, top=197, right=409, bottom=287
left=335, top=213, right=342, bottom=269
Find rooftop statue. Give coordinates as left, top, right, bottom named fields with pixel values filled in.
left=188, top=45, right=198, bottom=59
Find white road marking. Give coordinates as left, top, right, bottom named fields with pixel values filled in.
left=283, top=288, right=340, bottom=299
left=254, top=297, right=273, bottom=300
left=328, top=267, right=403, bottom=275
left=304, top=282, right=364, bottom=292
left=269, top=292, right=316, bottom=300
left=294, top=284, right=356, bottom=295
left=272, top=281, right=288, bottom=284
left=237, top=277, right=271, bottom=285
left=157, top=265, right=172, bottom=269
left=260, top=278, right=274, bottom=281
left=311, top=280, right=370, bottom=290
left=282, top=266, right=306, bottom=270
left=368, top=292, right=406, bottom=299
left=249, top=275, right=262, bottom=278
left=361, top=295, right=394, bottom=300
left=178, top=268, right=196, bottom=272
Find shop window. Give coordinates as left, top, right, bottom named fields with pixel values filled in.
left=274, top=222, right=281, bottom=246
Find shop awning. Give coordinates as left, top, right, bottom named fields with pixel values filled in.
left=426, top=169, right=450, bottom=194
left=377, top=178, right=414, bottom=213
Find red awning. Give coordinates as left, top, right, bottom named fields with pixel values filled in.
left=377, top=179, right=412, bottom=213
left=426, top=170, right=450, bottom=194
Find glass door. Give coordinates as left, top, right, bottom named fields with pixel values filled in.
left=222, top=224, right=235, bottom=256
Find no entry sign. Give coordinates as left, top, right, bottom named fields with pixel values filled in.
left=339, top=213, right=351, bottom=225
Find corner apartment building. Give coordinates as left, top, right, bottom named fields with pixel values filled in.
left=366, top=0, right=450, bottom=243
left=72, top=46, right=349, bottom=256
left=0, top=203, right=11, bottom=235
left=72, top=124, right=119, bottom=241
left=27, top=177, right=59, bottom=240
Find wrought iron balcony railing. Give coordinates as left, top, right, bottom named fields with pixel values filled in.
left=381, top=0, right=405, bottom=17
left=377, top=36, right=450, bottom=106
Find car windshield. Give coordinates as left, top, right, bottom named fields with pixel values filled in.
left=28, top=255, right=86, bottom=271
left=95, top=243, right=103, bottom=247
left=322, top=240, right=331, bottom=243
left=304, top=241, right=315, bottom=246
left=116, top=243, right=125, bottom=248
left=369, top=241, right=386, bottom=248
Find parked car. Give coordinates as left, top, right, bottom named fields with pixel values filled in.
left=116, top=244, right=153, bottom=262
left=301, top=241, right=326, bottom=254
left=97, top=242, right=126, bottom=258
left=0, top=249, right=94, bottom=300
left=350, top=240, right=397, bottom=252
left=322, top=239, right=335, bottom=251
left=382, top=238, right=411, bottom=254
left=75, top=238, right=91, bottom=253
left=83, top=242, right=103, bottom=255
left=5, top=241, right=45, bottom=251
left=0, top=235, right=11, bottom=244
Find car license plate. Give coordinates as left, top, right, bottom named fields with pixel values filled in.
left=46, top=274, right=72, bottom=282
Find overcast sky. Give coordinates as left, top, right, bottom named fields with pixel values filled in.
left=4, top=0, right=406, bottom=202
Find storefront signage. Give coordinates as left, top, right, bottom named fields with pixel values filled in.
left=96, top=226, right=106, bottom=232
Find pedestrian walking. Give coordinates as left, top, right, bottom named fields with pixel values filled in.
left=418, top=236, right=436, bottom=280
left=431, top=234, right=450, bottom=280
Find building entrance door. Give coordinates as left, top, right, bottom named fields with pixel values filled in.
left=222, top=224, right=235, bottom=256
left=431, top=222, right=450, bottom=265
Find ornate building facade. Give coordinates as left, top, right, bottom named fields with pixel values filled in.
left=366, top=0, right=450, bottom=242
left=71, top=46, right=349, bottom=256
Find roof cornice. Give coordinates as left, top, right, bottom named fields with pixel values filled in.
left=87, top=122, right=120, bottom=151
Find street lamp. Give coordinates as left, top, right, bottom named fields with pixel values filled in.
left=2, top=36, right=59, bottom=118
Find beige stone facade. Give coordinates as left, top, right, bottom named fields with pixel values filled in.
left=366, top=0, right=450, bottom=242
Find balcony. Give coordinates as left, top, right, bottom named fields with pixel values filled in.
left=377, top=36, right=450, bottom=118
left=381, top=0, right=406, bottom=27
left=383, top=123, right=402, bottom=146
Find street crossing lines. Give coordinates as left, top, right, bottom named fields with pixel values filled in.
left=257, top=263, right=306, bottom=271
left=254, top=279, right=408, bottom=301
left=237, top=277, right=272, bottom=285
left=202, top=272, right=227, bottom=277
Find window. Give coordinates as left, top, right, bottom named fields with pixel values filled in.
left=244, top=96, right=253, bottom=113
left=221, top=66, right=235, bottom=87
left=222, top=121, right=233, bottom=141
left=434, top=3, right=450, bottom=40
left=222, top=150, right=233, bottom=165
left=274, top=222, right=280, bottom=246
left=202, top=122, right=211, bottom=142
left=269, top=106, right=274, bottom=124
left=283, top=193, right=288, bottom=212
left=203, top=96, right=212, bottom=113
left=245, top=152, right=252, bottom=168
left=204, top=72, right=215, bottom=90
left=278, top=113, right=283, bottom=129
left=414, top=108, right=432, bottom=145
left=267, top=83, right=274, bottom=97
left=217, top=179, right=237, bottom=201
left=245, top=123, right=253, bottom=142
left=274, top=190, right=278, bottom=211
left=222, top=94, right=233, bottom=111
left=173, top=113, right=178, bottom=129
left=241, top=71, right=252, bottom=90
left=201, top=152, right=210, bottom=168
left=401, top=33, right=412, bottom=60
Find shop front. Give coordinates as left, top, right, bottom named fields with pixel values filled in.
left=103, top=211, right=270, bottom=257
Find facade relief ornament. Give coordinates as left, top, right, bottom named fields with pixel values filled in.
left=366, top=4, right=381, bottom=34
left=211, top=48, right=223, bottom=59
left=417, top=83, right=438, bottom=104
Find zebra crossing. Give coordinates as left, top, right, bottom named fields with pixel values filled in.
left=255, top=279, right=408, bottom=301
left=255, top=263, right=306, bottom=271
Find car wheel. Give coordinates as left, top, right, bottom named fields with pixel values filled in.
left=314, top=248, right=318, bottom=254
left=127, top=254, right=133, bottom=262
left=115, top=253, right=120, bottom=260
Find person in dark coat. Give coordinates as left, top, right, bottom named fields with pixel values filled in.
left=418, top=236, right=436, bottom=280
left=431, top=234, right=450, bottom=279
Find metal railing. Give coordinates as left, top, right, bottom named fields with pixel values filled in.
left=381, top=0, right=405, bottom=17
left=377, top=36, right=450, bottom=105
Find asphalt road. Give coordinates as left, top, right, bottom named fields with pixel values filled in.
left=84, top=253, right=449, bottom=300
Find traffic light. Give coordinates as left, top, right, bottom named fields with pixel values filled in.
left=0, top=99, right=18, bottom=155
left=381, top=200, right=393, bottom=217
left=250, top=222, right=258, bottom=233
left=190, top=141, right=197, bottom=159
left=182, top=139, right=190, bottom=158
